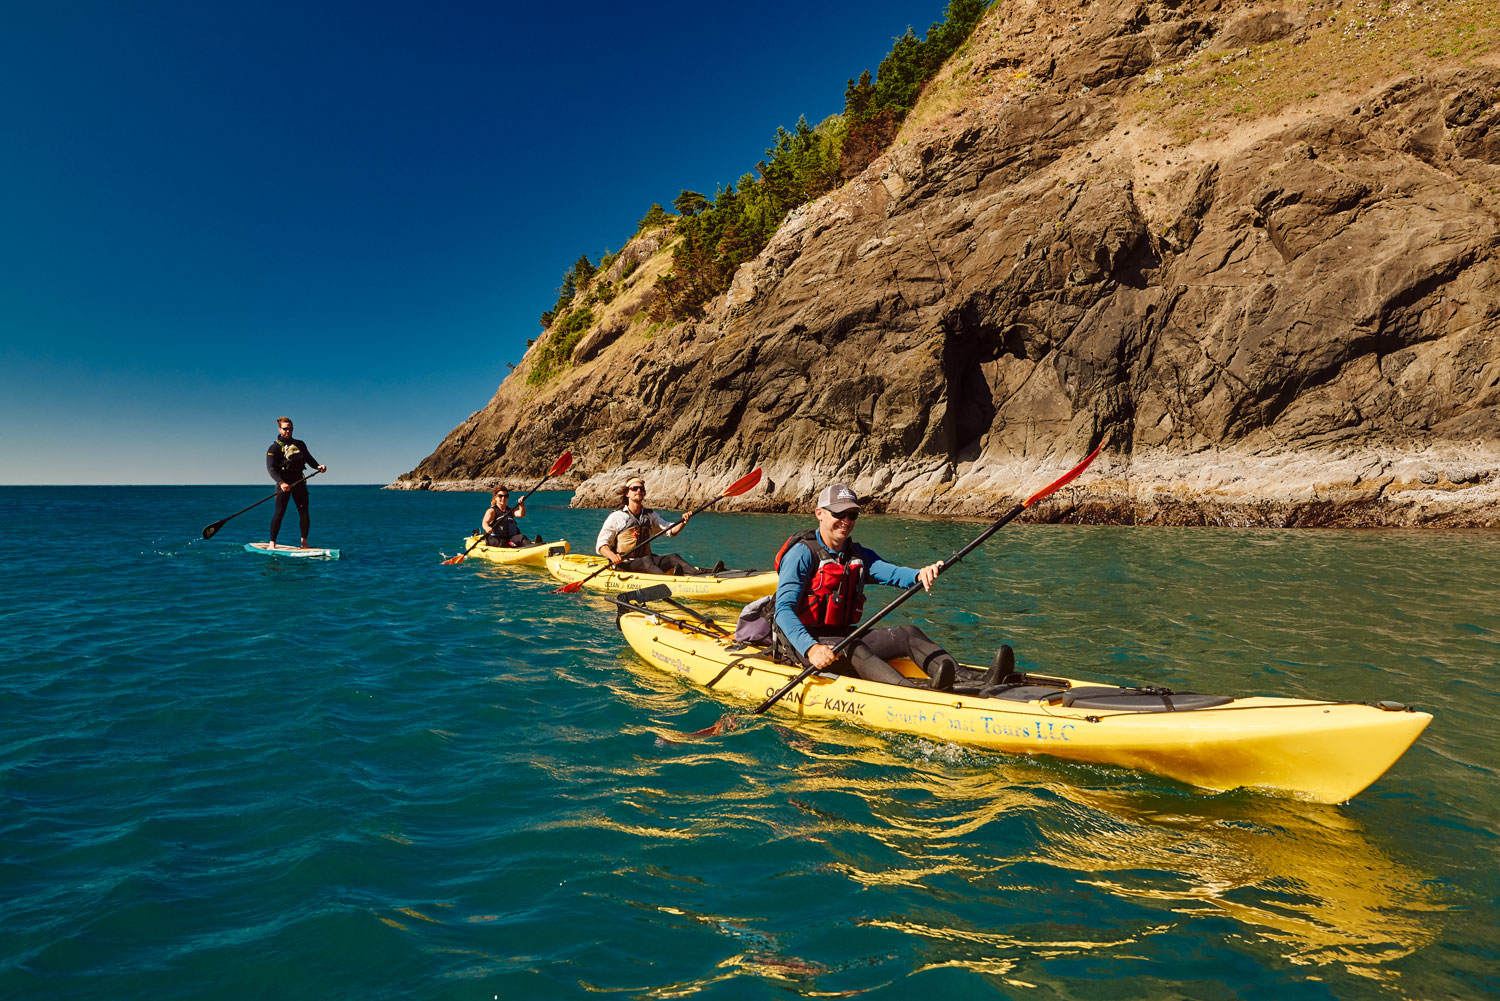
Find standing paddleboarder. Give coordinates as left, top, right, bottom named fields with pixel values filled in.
left=266, top=416, right=326, bottom=549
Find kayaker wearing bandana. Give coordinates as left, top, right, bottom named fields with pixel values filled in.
left=772, top=484, right=958, bottom=691
left=265, top=416, right=326, bottom=548
left=596, top=477, right=699, bottom=576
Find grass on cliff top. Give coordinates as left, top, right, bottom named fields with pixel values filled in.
left=900, top=30, right=986, bottom=133
left=1128, top=0, right=1499, bottom=141
left=522, top=231, right=684, bottom=389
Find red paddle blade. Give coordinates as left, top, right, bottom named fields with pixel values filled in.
left=697, top=714, right=741, bottom=736
left=553, top=581, right=582, bottom=593
left=1022, top=441, right=1105, bottom=508
left=441, top=554, right=465, bottom=565
left=549, top=450, right=573, bottom=476
left=661, top=714, right=742, bottom=741
left=721, top=467, right=762, bottom=498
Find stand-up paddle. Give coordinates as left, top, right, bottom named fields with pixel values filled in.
left=443, top=450, right=573, bottom=564
left=202, top=470, right=322, bottom=540
left=743, top=442, right=1104, bottom=719
left=552, top=467, right=762, bottom=593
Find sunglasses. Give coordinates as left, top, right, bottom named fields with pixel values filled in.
left=831, top=510, right=859, bottom=522
left=627, top=485, right=646, bottom=493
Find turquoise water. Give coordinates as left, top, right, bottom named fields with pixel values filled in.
left=3, top=485, right=1497, bottom=1000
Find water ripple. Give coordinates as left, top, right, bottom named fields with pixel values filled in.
left=1, top=489, right=1496, bottom=1000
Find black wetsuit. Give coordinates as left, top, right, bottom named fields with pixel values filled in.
left=266, top=436, right=320, bottom=543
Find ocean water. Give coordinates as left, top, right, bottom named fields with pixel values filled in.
left=3, top=485, right=1497, bottom=1001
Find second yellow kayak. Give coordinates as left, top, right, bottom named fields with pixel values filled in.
left=545, top=553, right=776, bottom=602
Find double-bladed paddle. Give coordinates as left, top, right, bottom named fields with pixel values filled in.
left=743, top=442, right=1106, bottom=718
left=552, top=467, right=763, bottom=593
left=201, top=469, right=322, bottom=540
left=442, top=450, right=573, bottom=564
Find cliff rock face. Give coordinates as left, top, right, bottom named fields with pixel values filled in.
left=395, top=0, right=1500, bottom=527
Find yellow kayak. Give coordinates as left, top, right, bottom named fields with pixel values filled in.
left=461, top=536, right=569, bottom=567
left=546, top=553, right=776, bottom=602
left=617, top=609, right=1432, bottom=803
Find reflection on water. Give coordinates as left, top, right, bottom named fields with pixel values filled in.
left=610, top=641, right=1449, bottom=994
left=795, top=733, right=1443, bottom=990
left=1041, top=794, right=1444, bottom=978
left=576, top=899, right=840, bottom=998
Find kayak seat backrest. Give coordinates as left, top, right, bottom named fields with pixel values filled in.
left=1048, top=687, right=1235, bottom=712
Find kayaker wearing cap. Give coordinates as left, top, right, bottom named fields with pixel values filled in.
left=771, top=484, right=958, bottom=691
left=481, top=487, right=539, bottom=548
left=596, top=477, right=699, bottom=576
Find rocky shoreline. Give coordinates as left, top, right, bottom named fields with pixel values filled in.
left=388, top=444, right=1500, bottom=528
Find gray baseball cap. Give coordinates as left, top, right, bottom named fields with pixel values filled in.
left=815, top=484, right=861, bottom=515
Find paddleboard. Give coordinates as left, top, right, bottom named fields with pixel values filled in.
left=245, top=542, right=341, bottom=560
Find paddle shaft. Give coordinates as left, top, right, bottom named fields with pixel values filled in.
left=748, top=443, right=1104, bottom=715
left=202, top=469, right=321, bottom=539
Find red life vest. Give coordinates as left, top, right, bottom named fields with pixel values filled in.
left=774, top=529, right=866, bottom=628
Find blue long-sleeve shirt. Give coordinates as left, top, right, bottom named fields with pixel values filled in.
left=773, top=534, right=917, bottom=657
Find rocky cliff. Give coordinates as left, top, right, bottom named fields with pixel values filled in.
left=394, top=0, right=1500, bottom=527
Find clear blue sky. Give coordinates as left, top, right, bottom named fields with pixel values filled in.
left=1, top=0, right=949, bottom=484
